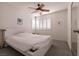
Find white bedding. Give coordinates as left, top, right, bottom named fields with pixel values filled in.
left=5, top=33, right=51, bottom=52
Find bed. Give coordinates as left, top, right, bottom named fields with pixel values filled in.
left=4, top=27, right=52, bottom=56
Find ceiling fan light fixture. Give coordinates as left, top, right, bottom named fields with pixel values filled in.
left=28, top=3, right=50, bottom=13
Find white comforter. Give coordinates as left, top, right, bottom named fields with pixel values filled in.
left=5, top=33, right=51, bottom=52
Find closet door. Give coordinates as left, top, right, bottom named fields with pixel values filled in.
left=71, top=2, right=77, bottom=56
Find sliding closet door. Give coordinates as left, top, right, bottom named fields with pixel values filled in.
left=71, top=2, right=77, bottom=56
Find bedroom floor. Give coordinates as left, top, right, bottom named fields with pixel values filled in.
left=0, top=40, right=72, bottom=56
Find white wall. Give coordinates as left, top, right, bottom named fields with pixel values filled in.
left=0, top=4, right=32, bottom=33
left=0, top=6, right=3, bottom=28
left=51, top=9, right=67, bottom=41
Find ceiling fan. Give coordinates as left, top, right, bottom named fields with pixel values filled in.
left=28, top=3, right=50, bottom=13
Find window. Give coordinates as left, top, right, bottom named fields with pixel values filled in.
left=32, top=15, right=51, bottom=30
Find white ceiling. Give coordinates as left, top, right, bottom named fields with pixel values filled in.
left=0, top=2, right=69, bottom=11
left=0, top=2, right=69, bottom=14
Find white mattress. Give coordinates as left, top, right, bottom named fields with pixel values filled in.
left=5, top=33, right=51, bottom=52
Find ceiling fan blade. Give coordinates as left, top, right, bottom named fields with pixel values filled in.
left=28, top=7, right=36, bottom=9
left=41, top=9, right=50, bottom=12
